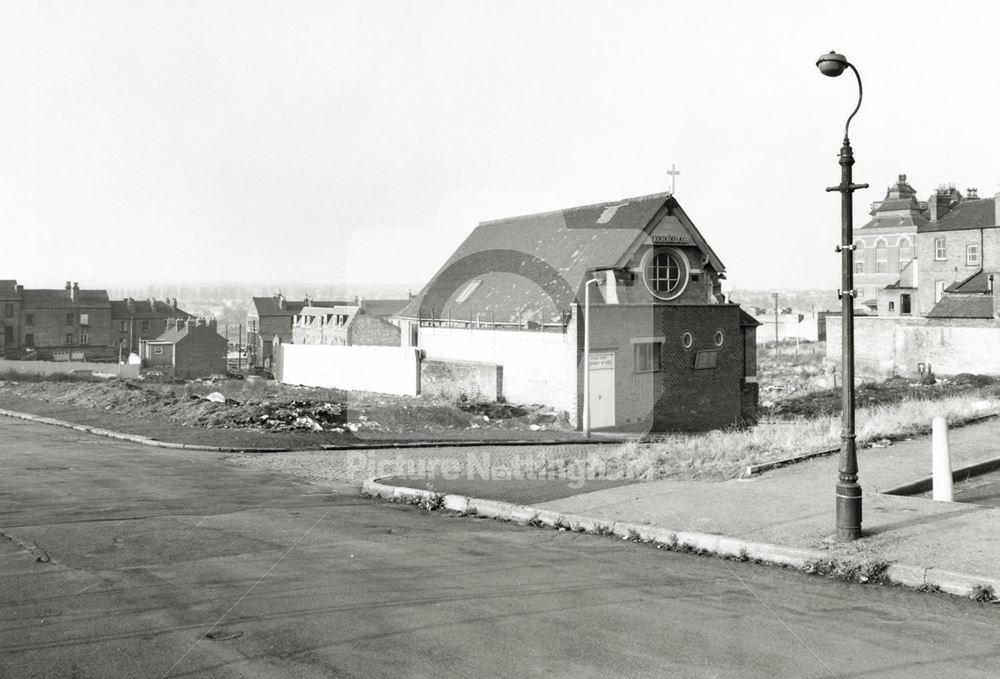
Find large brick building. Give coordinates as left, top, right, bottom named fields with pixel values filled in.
left=111, top=298, right=191, bottom=354
left=395, top=192, right=759, bottom=432
left=854, top=174, right=1000, bottom=318
left=246, top=294, right=345, bottom=368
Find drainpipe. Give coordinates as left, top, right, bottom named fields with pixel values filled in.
left=583, top=277, right=601, bottom=438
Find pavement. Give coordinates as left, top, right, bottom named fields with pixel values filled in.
left=6, top=403, right=1000, bottom=599
left=12, top=416, right=1000, bottom=678
left=368, top=416, right=1000, bottom=598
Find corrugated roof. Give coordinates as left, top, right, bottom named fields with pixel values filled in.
left=110, top=299, right=192, bottom=319
left=922, top=197, right=997, bottom=233
left=926, top=294, right=995, bottom=319
left=20, top=289, right=109, bottom=308
left=397, top=193, right=725, bottom=321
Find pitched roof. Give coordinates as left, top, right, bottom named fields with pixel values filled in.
left=922, top=197, right=997, bottom=233
left=250, top=296, right=345, bottom=317
left=359, top=299, right=411, bottom=317
left=926, top=294, right=994, bottom=319
left=945, top=270, right=990, bottom=294
left=110, top=299, right=191, bottom=319
left=149, top=322, right=225, bottom=344
left=20, top=288, right=109, bottom=308
left=397, top=193, right=724, bottom=322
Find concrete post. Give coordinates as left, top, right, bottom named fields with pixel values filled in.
left=932, top=416, right=953, bottom=502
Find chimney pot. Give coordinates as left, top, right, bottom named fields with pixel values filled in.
left=65, top=281, right=71, bottom=290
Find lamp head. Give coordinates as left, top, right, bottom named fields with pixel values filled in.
left=816, top=51, right=848, bottom=77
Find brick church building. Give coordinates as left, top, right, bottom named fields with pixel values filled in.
left=395, top=192, right=758, bottom=432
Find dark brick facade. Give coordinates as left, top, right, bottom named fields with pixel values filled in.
left=578, top=304, right=754, bottom=432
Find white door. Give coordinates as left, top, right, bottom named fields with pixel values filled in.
left=588, top=352, right=616, bottom=428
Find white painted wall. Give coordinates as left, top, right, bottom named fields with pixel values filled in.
left=277, top=344, right=420, bottom=396
left=0, top=359, right=140, bottom=378
left=419, top=325, right=578, bottom=417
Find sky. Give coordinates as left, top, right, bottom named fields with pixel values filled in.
left=3, top=0, right=1000, bottom=292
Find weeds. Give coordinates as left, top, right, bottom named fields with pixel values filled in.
left=804, top=558, right=890, bottom=584
left=970, top=584, right=997, bottom=603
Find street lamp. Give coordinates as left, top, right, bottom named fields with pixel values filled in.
left=817, top=51, right=869, bottom=541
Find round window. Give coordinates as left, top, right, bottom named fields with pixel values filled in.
left=641, top=247, right=689, bottom=300
left=714, top=330, right=724, bottom=346
left=681, top=331, right=693, bottom=350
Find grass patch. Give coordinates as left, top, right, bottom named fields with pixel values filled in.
left=536, top=392, right=1000, bottom=481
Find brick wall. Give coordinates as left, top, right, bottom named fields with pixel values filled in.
left=827, top=315, right=1000, bottom=379
left=21, top=305, right=113, bottom=359
left=175, top=326, right=228, bottom=379
left=916, top=228, right=997, bottom=314
left=420, top=359, right=502, bottom=401
left=145, top=344, right=175, bottom=370
left=351, top=314, right=401, bottom=346
left=582, top=304, right=750, bottom=432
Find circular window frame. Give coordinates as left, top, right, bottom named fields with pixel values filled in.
left=714, top=330, right=724, bottom=347
left=681, top=331, right=693, bottom=350
left=640, top=247, right=690, bottom=301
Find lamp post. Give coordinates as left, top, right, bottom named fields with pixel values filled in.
left=583, top=276, right=600, bottom=439
left=817, top=50, right=869, bottom=541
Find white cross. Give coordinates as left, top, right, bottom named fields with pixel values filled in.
left=667, top=164, right=680, bottom=195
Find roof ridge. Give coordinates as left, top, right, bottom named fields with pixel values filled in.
left=477, top=192, right=671, bottom=227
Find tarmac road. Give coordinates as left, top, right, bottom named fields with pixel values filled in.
left=2, top=417, right=1000, bottom=678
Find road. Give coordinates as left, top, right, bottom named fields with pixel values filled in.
left=2, top=417, right=999, bottom=678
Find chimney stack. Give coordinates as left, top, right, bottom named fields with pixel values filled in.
left=967, top=187, right=980, bottom=200
left=126, top=297, right=135, bottom=314
left=172, top=297, right=178, bottom=310
left=277, top=292, right=285, bottom=310
left=70, top=281, right=79, bottom=301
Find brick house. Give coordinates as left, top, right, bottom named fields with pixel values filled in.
left=292, top=305, right=401, bottom=346
left=111, top=298, right=191, bottom=355
left=246, top=294, right=345, bottom=367
left=395, top=192, right=759, bottom=432
left=18, top=282, right=113, bottom=360
left=142, top=318, right=227, bottom=379
left=1, top=280, right=20, bottom=356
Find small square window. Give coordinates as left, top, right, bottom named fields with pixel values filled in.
left=634, top=342, right=662, bottom=372
left=79, top=333, right=89, bottom=345
left=934, top=238, right=946, bottom=261
left=154, top=346, right=164, bottom=355
left=65, top=333, right=74, bottom=345
left=25, top=313, right=34, bottom=327
left=119, top=320, right=128, bottom=332
left=80, top=313, right=89, bottom=326
left=66, top=312, right=75, bottom=326
left=141, top=320, right=149, bottom=331
left=967, top=244, right=980, bottom=266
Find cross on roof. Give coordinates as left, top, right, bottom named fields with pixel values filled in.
left=666, top=164, right=680, bottom=195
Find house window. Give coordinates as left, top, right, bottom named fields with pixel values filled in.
left=634, top=341, right=662, bottom=372
left=66, top=312, right=75, bottom=326
left=898, top=237, right=913, bottom=262
left=888, top=301, right=896, bottom=312
left=967, top=244, right=980, bottom=266
left=65, top=333, right=74, bottom=345
left=25, top=313, right=33, bottom=327
left=154, top=346, right=164, bottom=355
left=694, top=349, right=719, bottom=370
left=119, top=320, right=128, bottom=331
left=80, top=313, right=89, bottom=326
left=642, top=248, right=688, bottom=300
left=3, top=326, right=11, bottom=344
left=935, top=281, right=946, bottom=303
left=25, top=333, right=33, bottom=347
left=934, top=238, right=946, bottom=260
left=141, top=320, right=149, bottom=331
left=854, top=261, right=864, bottom=275
left=3, top=303, right=11, bottom=318
left=79, top=333, right=89, bottom=345
left=681, top=331, right=693, bottom=350
left=875, top=239, right=888, bottom=273
left=714, top=330, right=725, bottom=346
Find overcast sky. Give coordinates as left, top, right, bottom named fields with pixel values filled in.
left=3, top=0, right=999, bottom=292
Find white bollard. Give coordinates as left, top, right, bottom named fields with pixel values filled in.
left=932, top=416, right=953, bottom=502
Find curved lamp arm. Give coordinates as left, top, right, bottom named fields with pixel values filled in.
left=816, top=51, right=863, bottom=141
